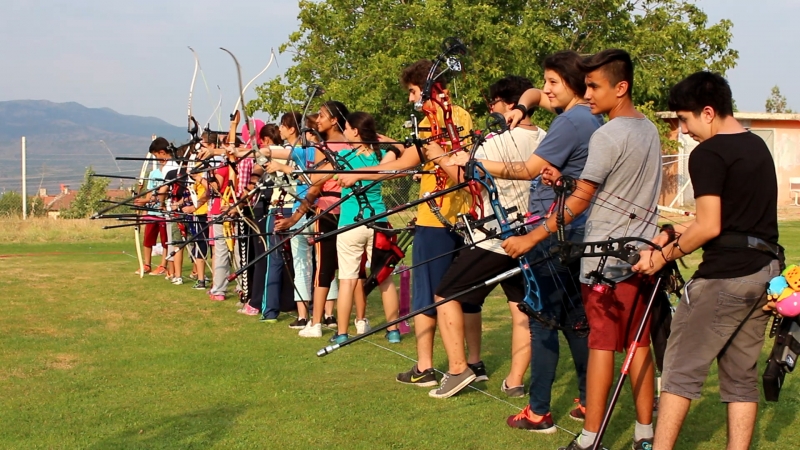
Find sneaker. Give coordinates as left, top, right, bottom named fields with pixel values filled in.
left=289, top=318, right=308, bottom=329
left=506, top=405, right=557, bottom=434
left=385, top=329, right=401, bottom=344
left=330, top=333, right=349, bottom=344
left=171, top=277, right=183, bottom=285
left=428, top=367, right=476, bottom=399
left=355, top=318, right=371, bottom=335
left=192, top=280, right=207, bottom=290
left=149, top=265, right=167, bottom=276
left=501, top=379, right=525, bottom=398
left=396, top=365, right=438, bottom=387
left=189, top=272, right=198, bottom=280
left=468, top=361, right=488, bottom=382
left=569, top=398, right=586, bottom=421
left=209, top=294, right=225, bottom=301
left=134, top=264, right=151, bottom=275
left=298, top=322, right=322, bottom=338
left=238, top=304, right=260, bottom=316
left=323, top=315, right=337, bottom=328
left=633, top=438, right=653, bottom=450
left=558, top=438, right=591, bottom=450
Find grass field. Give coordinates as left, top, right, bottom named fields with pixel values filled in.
left=2, top=221, right=800, bottom=449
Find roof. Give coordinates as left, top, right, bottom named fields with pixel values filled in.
left=46, top=192, right=77, bottom=211
left=657, top=111, right=800, bottom=121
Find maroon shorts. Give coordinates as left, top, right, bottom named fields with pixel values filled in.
left=143, top=217, right=167, bottom=248
left=581, top=274, right=652, bottom=353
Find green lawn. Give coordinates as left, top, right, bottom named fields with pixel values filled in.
left=1, top=224, right=800, bottom=449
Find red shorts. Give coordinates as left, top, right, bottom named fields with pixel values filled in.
left=581, top=274, right=652, bottom=353
left=143, top=217, right=167, bottom=248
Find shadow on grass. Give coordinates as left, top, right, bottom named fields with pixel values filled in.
left=88, top=404, right=246, bottom=449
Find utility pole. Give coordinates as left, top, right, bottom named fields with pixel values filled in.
left=21, top=137, right=27, bottom=220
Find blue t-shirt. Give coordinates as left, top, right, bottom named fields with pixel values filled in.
left=146, top=168, right=164, bottom=217
left=289, top=146, right=316, bottom=212
left=338, top=148, right=386, bottom=226
left=528, top=104, right=603, bottom=225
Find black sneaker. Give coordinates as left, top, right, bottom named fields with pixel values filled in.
left=506, top=405, right=556, bottom=434
left=396, top=365, right=438, bottom=387
left=288, top=318, right=308, bottom=329
left=428, top=367, right=476, bottom=398
left=192, top=280, right=207, bottom=290
left=468, top=361, right=488, bottom=382
left=633, top=438, right=653, bottom=450
left=558, top=438, right=592, bottom=450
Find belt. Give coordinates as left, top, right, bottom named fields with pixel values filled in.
left=705, top=232, right=782, bottom=259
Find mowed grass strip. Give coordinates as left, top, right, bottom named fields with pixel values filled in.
left=0, top=223, right=799, bottom=449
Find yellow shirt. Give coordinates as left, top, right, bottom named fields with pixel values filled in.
left=416, top=104, right=473, bottom=228
left=194, top=181, right=209, bottom=215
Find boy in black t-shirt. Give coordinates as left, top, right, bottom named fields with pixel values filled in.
left=633, top=72, right=780, bottom=450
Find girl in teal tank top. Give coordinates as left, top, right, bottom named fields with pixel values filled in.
left=331, top=112, right=401, bottom=343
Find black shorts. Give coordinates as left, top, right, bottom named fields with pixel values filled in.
left=435, top=246, right=524, bottom=311
left=314, top=211, right=339, bottom=289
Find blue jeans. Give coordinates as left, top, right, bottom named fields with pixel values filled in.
left=261, top=207, right=292, bottom=319
left=527, top=228, right=589, bottom=415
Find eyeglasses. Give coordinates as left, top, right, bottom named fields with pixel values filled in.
left=488, top=98, right=503, bottom=108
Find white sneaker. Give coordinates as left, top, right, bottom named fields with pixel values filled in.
left=171, top=277, right=183, bottom=285
left=355, top=318, right=371, bottom=335
left=298, top=322, right=322, bottom=338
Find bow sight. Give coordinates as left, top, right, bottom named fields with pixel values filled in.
left=415, top=37, right=467, bottom=111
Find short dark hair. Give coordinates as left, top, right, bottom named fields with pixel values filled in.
left=401, top=59, right=446, bottom=89
left=543, top=51, right=587, bottom=97
left=668, top=71, right=734, bottom=118
left=488, top=75, right=534, bottom=106
left=280, top=112, right=303, bottom=133
left=580, top=49, right=634, bottom=98
left=149, top=137, right=170, bottom=153
left=259, top=123, right=282, bottom=145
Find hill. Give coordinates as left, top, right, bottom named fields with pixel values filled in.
left=0, top=100, right=186, bottom=194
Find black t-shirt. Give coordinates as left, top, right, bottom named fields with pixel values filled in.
left=689, top=132, right=778, bottom=278
left=164, top=168, right=189, bottom=203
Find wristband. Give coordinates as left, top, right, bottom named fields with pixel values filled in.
left=542, top=221, right=554, bottom=234
left=674, top=238, right=690, bottom=255
left=512, top=104, right=528, bottom=117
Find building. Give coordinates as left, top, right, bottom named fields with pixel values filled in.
left=658, top=112, right=800, bottom=208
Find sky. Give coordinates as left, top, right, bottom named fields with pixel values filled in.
left=2, top=0, right=799, bottom=128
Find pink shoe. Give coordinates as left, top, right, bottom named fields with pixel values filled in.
left=237, top=304, right=260, bottom=316
left=209, top=294, right=225, bottom=301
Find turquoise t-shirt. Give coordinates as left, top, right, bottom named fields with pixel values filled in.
left=338, top=148, right=386, bottom=227
left=146, top=168, right=164, bottom=217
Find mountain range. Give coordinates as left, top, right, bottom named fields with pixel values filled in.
left=0, top=100, right=186, bottom=195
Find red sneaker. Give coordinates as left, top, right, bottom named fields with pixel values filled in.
left=149, top=265, right=167, bottom=276
left=569, top=398, right=586, bottom=422
left=506, top=405, right=556, bottom=433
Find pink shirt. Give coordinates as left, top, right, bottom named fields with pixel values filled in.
left=317, top=142, right=349, bottom=215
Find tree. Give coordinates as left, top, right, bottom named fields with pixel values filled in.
left=251, top=0, right=737, bottom=142
left=62, top=167, right=109, bottom=219
left=766, top=85, right=793, bottom=113
left=0, top=191, right=47, bottom=218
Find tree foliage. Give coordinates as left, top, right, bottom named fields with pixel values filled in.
left=62, top=167, right=109, bottom=219
left=0, top=191, right=46, bottom=218
left=766, top=85, right=793, bottom=114
left=252, top=0, right=737, bottom=141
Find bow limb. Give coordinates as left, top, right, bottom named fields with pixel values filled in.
left=232, top=49, right=276, bottom=115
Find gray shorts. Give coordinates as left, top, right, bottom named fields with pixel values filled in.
left=662, top=259, right=780, bottom=403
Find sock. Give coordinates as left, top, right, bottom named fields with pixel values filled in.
left=634, top=421, right=654, bottom=441
left=579, top=429, right=598, bottom=448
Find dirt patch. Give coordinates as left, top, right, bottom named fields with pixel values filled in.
left=47, top=354, right=78, bottom=370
